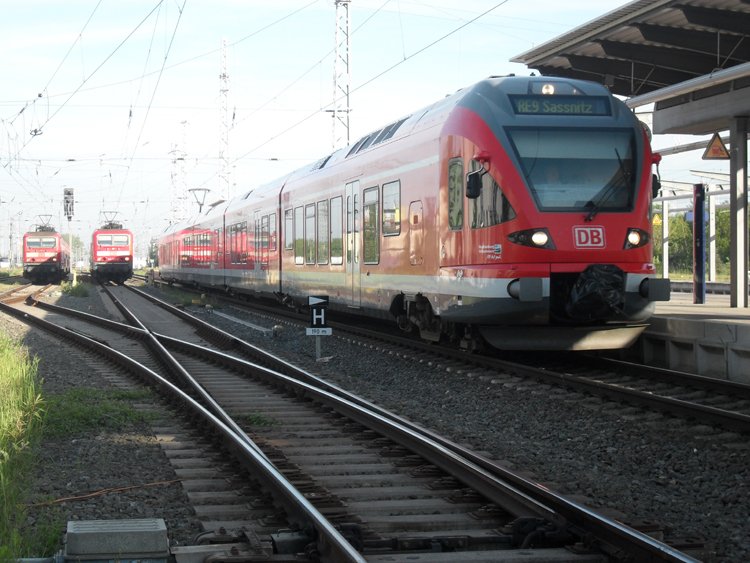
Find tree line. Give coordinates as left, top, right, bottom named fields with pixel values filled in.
left=652, top=207, right=732, bottom=277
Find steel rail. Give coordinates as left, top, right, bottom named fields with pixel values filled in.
left=315, top=311, right=750, bottom=435
left=119, top=284, right=700, bottom=562
left=0, top=299, right=365, bottom=563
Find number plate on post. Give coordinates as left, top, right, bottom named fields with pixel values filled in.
left=306, top=327, right=332, bottom=336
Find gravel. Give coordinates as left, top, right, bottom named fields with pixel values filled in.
left=2, top=283, right=748, bottom=561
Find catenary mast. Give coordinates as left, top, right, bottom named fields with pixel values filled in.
left=332, top=0, right=351, bottom=149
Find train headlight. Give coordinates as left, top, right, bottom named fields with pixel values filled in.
left=624, top=228, right=649, bottom=249
left=508, top=228, right=555, bottom=249
left=531, top=231, right=549, bottom=246
left=541, top=83, right=555, bottom=95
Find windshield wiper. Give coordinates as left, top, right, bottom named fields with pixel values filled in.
left=584, top=148, right=630, bottom=222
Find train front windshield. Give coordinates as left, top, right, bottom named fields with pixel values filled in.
left=97, top=234, right=130, bottom=246
left=509, top=128, right=636, bottom=213
left=26, top=237, right=56, bottom=248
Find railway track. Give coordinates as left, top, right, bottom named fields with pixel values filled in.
left=0, top=283, right=702, bottom=562
left=148, top=277, right=750, bottom=436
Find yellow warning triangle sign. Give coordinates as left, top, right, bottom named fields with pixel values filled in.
left=702, top=132, right=730, bottom=160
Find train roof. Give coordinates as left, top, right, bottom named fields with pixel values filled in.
left=25, top=227, right=61, bottom=235
left=285, top=75, right=625, bottom=175
left=94, top=221, right=131, bottom=231
left=274, top=75, right=628, bottom=183
left=171, top=75, right=632, bottom=231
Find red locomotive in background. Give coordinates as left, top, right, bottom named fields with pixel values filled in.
left=22, top=225, right=70, bottom=284
left=158, top=75, right=670, bottom=351
left=90, top=221, right=134, bottom=284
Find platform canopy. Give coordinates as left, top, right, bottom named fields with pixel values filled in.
left=511, top=0, right=750, bottom=100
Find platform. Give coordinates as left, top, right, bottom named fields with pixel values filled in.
left=624, top=292, right=750, bottom=383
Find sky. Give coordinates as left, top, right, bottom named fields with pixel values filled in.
left=0, top=0, right=732, bottom=259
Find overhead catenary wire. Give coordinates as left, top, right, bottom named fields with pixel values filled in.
left=6, top=0, right=167, bottom=164
left=226, top=0, right=511, bottom=170
left=115, top=0, right=188, bottom=217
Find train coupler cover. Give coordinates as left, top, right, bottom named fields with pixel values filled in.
left=566, top=264, right=625, bottom=321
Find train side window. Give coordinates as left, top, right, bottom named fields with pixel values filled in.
left=240, top=221, right=248, bottom=264
left=294, top=207, right=304, bottom=265
left=448, top=158, right=464, bottom=230
left=284, top=209, right=294, bottom=250
left=232, top=225, right=240, bottom=264
left=469, top=160, right=516, bottom=229
left=228, top=225, right=234, bottom=264
left=214, top=228, right=221, bottom=265
left=363, top=186, right=380, bottom=264
left=317, top=200, right=329, bottom=265
left=260, top=215, right=269, bottom=266
left=382, top=180, right=400, bottom=236
left=253, top=211, right=261, bottom=265
left=229, top=222, right=247, bottom=264
left=330, top=196, right=343, bottom=265
left=269, top=213, right=277, bottom=251
left=305, top=204, right=316, bottom=264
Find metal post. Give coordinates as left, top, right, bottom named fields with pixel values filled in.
left=661, top=200, right=669, bottom=279
left=693, top=184, right=705, bottom=304
left=708, top=193, right=716, bottom=282
left=68, top=218, right=76, bottom=286
left=729, top=117, right=748, bottom=307
left=64, top=188, right=75, bottom=285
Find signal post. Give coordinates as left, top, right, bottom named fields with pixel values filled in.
left=63, top=188, right=75, bottom=285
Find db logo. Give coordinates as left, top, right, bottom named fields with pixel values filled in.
left=573, top=226, right=606, bottom=248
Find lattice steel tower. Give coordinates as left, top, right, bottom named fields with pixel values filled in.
left=169, top=120, right=189, bottom=224
left=218, top=38, right=231, bottom=202
left=332, top=0, right=351, bottom=149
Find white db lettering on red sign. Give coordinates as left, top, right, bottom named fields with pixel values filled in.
left=573, top=226, right=606, bottom=248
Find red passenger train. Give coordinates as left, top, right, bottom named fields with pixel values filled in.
left=22, top=226, right=71, bottom=284
left=158, top=75, right=670, bottom=351
left=90, top=222, right=134, bottom=284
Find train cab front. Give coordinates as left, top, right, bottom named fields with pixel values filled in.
left=453, top=79, right=670, bottom=350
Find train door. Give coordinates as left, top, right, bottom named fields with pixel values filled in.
left=409, top=201, right=424, bottom=266
left=345, top=180, right=361, bottom=308
left=440, top=157, right=465, bottom=268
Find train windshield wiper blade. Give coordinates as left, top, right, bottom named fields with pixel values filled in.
left=584, top=148, right=629, bottom=222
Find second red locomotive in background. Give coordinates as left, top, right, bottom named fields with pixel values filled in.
left=90, top=221, right=134, bottom=284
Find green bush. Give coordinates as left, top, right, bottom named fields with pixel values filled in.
left=60, top=281, right=90, bottom=298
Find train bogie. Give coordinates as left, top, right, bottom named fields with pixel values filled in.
left=157, top=75, right=670, bottom=351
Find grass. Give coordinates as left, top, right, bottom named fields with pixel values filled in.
left=42, top=388, right=156, bottom=438
left=0, top=337, right=156, bottom=557
left=60, top=280, right=90, bottom=297
left=0, top=334, right=45, bottom=558
left=242, top=413, right=277, bottom=427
